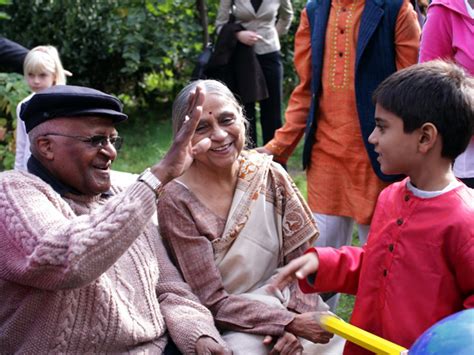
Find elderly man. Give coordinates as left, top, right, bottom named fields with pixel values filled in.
left=0, top=85, right=229, bottom=354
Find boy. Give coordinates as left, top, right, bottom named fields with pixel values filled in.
left=271, top=60, right=474, bottom=354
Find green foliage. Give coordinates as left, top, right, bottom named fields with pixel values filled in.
left=0, top=0, right=311, bottom=169
left=0, top=73, right=29, bottom=170
left=1, top=0, right=307, bottom=106
left=337, top=294, right=355, bottom=322
left=280, top=0, right=307, bottom=97
left=0, top=0, right=11, bottom=20
left=113, top=113, right=173, bottom=173
left=0, top=0, right=206, bottom=105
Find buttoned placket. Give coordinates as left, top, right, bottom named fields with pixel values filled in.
left=329, top=0, right=357, bottom=90
left=378, top=190, right=419, bottom=308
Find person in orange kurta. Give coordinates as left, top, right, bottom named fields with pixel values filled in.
left=260, top=0, right=420, bottom=309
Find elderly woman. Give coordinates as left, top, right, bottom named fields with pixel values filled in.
left=157, top=80, right=342, bottom=355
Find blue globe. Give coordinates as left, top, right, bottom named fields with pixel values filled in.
left=410, top=309, right=474, bottom=354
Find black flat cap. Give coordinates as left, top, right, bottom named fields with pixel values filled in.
left=20, top=85, right=128, bottom=133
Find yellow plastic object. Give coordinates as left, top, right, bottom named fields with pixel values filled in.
left=319, top=313, right=408, bottom=355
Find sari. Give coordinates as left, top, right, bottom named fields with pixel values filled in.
left=158, top=151, right=344, bottom=354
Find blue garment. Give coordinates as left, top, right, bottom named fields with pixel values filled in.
left=303, top=0, right=404, bottom=182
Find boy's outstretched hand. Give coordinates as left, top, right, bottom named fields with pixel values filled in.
left=271, top=252, right=320, bottom=291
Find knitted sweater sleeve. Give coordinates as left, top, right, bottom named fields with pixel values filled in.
left=154, top=235, right=227, bottom=355
left=0, top=172, right=157, bottom=290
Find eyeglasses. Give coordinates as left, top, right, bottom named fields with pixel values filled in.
left=44, top=133, right=123, bottom=151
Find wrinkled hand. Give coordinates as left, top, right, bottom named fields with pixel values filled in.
left=264, top=332, right=303, bottom=355
left=285, top=312, right=333, bottom=344
left=254, top=146, right=272, bottom=155
left=151, top=85, right=211, bottom=184
left=195, top=336, right=232, bottom=355
left=270, top=253, right=319, bottom=292
left=236, top=30, right=262, bottom=46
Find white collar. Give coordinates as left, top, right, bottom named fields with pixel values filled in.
left=406, top=179, right=462, bottom=199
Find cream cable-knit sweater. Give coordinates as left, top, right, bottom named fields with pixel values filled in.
left=0, top=170, right=224, bottom=354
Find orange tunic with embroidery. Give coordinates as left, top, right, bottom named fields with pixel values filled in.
left=265, top=0, right=420, bottom=224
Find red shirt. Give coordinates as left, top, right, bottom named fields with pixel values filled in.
left=300, top=179, right=474, bottom=354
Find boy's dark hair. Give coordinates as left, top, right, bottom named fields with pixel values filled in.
left=373, top=60, right=474, bottom=161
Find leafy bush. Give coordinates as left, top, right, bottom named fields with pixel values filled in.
left=0, top=0, right=308, bottom=171
left=0, top=0, right=10, bottom=20
left=1, top=0, right=307, bottom=102
left=0, top=73, right=29, bottom=170
left=0, top=0, right=206, bottom=105
left=280, top=0, right=306, bottom=97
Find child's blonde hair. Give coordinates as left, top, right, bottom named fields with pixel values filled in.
left=23, top=45, right=71, bottom=85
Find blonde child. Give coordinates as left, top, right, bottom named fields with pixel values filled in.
left=14, top=45, right=71, bottom=171
left=272, top=61, right=474, bottom=354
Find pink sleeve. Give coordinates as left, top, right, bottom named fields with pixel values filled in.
left=298, top=246, right=365, bottom=295
left=419, top=5, right=454, bottom=63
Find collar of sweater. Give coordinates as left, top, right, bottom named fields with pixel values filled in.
left=27, top=154, right=112, bottom=199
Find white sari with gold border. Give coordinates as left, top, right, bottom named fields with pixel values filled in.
left=213, top=151, right=344, bottom=354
